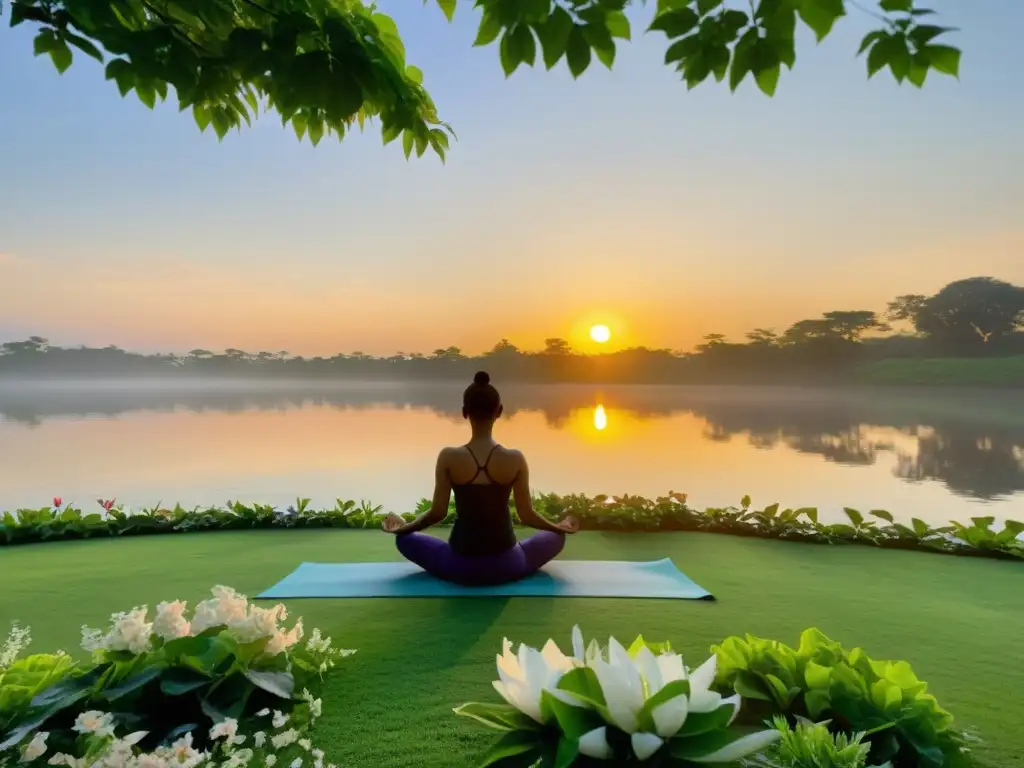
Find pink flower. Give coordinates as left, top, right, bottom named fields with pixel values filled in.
left=98, top=498, right=115, bottom=511
left=53, top=496, right=62, bottom=508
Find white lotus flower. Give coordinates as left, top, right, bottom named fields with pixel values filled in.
left=685, top=654, right=738, bottom=716
left=689, top=728, right=782, bottom=762
left=493, top=637, right=577, bottom=723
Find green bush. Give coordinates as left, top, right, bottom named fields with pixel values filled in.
left=3, top=493, right=1022, bottom=561
left=0, top=587, right=352, bottom=761
left=712, top=629, right=972, bottom=767
left=750, top=717, right=873, bottom=768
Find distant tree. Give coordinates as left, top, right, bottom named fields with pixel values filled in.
left=745, top=328, right=779, bottom=346
left=782, top=319, right=839, bottom=345
left=431, top=346, right=464, bottom=361
left=485, top=339, right=522, bottom=358
left=886, top=294, right=929, bottom=326
left=821, top=310, right=890, bottom=341
left=187, top=349, right=214, bottom=360
left=906, top=277, right=1024, bottom=350
left=697, top=333, right=727, bottom=352
left=542, top=338, right=572, bottom=356
left=0, top=336, right=48, bottom=355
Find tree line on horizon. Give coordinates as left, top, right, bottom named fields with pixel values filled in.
left=1, top=276, right=1023, bottom=383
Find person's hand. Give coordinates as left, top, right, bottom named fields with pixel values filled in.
left=556, top=516, right=580, bottom=534
left=381, top=512, right=406, bottom=534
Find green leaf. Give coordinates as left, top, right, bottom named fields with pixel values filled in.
left=307, top=118, right=325, bottom=146
left=697, top=0, right=724, bottom=14
left=135, top=81, right=157, bottom=109
left=453, top=701, right=540, bottom=732
left=671, top=727, right=768, bottom=760
left=535, top=7, right=574, bottom=69
left=908, top=24, right=955, bottom=47
left=665, top=35, right=701, bottom=66
left=402, top=128, right=415, bottom=159
left=500, top=26, right=536, bottom=76
left=435, top=0, right=457, bottom=22
left=649, top=7, right=700, bottom=38
left=554, top=735, right=578, bottom=768
left=541, top=690, right=600, bottom=739
left=843, top=507, right=865, bottom=526
left=879, top=0, right=913, bottom=11
left=639, top=679, right=690, bottom=722
left=48, top=39, right=74, bottom=74
left=557, top=667, right=607, bottom=708
left=733, top=670, right=771, bottom=701
left=677, top=703, right=734, bottom=736
left=160, top=668, right=211, bottom=696
left=244, top=669, right=294, bottom=699
left=65, top=32, right=104, bottom=62
left=798, top=0, right=845, bottom=42
left=606, top=11, right=631, bottom=41
left=753, top=44, right=781, bottom=96
left=103, top=664, right=165, bottom=701
left=870, top=509, right=894, bottom=523
left=729, top=27, right=758, bottom=90
left=477, top=730, right=544, bottom=768
left=582, top=24, right=615, bottom=69
left=922, top=44, right=961, bottom=76
left=565, top=25, right=591, bottom=78
left=474, top=12, right=503, bottom=46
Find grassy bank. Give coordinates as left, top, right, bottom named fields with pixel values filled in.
left=859, top=355, right=1024, bottom=387
left=3, top=529, right=1023, bottom=767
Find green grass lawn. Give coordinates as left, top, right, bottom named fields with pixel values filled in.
left=4, top=530, right=1024, bottom=767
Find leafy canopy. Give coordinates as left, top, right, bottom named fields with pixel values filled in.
left=4, top=0, right=961, bottom=159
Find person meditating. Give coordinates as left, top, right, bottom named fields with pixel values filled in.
left=381, top=371, right=579, bottom=586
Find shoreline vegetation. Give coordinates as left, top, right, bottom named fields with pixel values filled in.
left=5, top=493, right=1022, bottom=561
left=3, top=277, right=1023, bottom=386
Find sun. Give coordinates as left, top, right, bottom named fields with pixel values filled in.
left=589, top=324, right=611, bottom=344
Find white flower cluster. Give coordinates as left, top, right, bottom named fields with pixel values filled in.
left=79, top=587, right=307, bottom=658
left=1, top=622, right=33, bottom=668
left=483, top=626, right=782, bottom=763
left=20, top=703, right=337, bottom=768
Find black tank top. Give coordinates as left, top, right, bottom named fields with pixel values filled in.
left=448, top=444, right=517, bottom=557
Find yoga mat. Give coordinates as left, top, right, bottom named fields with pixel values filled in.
left=256, top=558, right=714, bottom=600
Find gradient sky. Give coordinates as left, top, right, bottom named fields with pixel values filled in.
left=1, top=0, right=1022, bottom=356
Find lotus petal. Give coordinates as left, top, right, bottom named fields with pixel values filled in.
left=591, top=658, right=640, bottom=733
left=572, top=626, right=585, bottom=660
left=652, top=692, right=688, bottom=738
left=579, top=727, right=613, bottom=759
left=690, top=728, right=782, bottom=763
left=688, top=655, right=718, bottom=693
left=631, top=732, right=665, bottom=761
left=656, top=652, right=686, bottom=684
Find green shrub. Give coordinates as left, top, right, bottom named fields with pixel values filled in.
left=750, top=717, right=873, bottom=768
left=712, top=629, right=971, bottom=767
left=0, top=587, right=353, bottom=758
left=2, top=493, right=1022, bottom=561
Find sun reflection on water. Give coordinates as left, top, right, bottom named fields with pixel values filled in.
left=593, top=404, right=608, bottom=431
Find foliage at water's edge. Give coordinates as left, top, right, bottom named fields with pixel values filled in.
left=4, top=493, right=1022, bottom=561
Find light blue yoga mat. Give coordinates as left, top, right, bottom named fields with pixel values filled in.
left=256, top=558, right=714, bottom=600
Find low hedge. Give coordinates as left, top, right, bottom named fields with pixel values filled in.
left=3, top=493, right=1022, bottom=561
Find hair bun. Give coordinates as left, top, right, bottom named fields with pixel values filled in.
left=473, top=371, right=491, bottom=386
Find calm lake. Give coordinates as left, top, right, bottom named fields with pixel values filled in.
left=1, top=381, right=1023, bottom=526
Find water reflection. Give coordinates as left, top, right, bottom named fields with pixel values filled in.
left=1, top=382, right=1022, bottom=520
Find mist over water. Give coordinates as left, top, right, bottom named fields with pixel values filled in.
left=1, top=380, right=1022, bottom=525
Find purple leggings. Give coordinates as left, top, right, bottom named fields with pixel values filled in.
left=396, top=531, right=566, bottom=587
